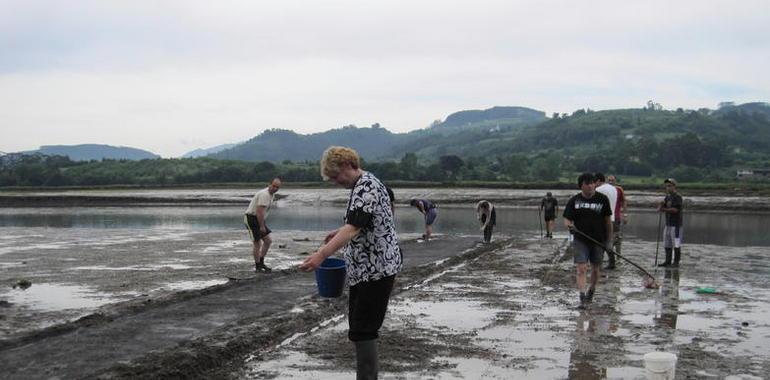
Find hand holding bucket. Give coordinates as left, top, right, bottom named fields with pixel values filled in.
left=299, top=246, right=347, bottom=298
left=314, top=257, right=347, bottom=298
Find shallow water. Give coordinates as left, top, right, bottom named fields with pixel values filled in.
left=1, top=188, right=769, bottom=338
left=1, top=203, right=769, bottom=246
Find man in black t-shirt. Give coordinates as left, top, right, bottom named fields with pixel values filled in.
left=540, top=192, right=558, bottom=238
left=657, top=178, right=684, bottom=267
left=563, top=173, right=613, bottom=309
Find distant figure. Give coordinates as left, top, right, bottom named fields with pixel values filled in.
left=410, top=198, right=437, bottom=241
left=594, top=173, right=618, bottom=270
left=657, top=178, right=684, bottom=268
left=563, top=173, right=613, bottom=309
left=540, top=192, right=558, bottom=238
left=244, top=178, right=282, bottom=272
left=476, top=200, right=496, bottom=243
left=299, top=146, right=402, bottom=380
left=607, top=175, right=628, bottom=258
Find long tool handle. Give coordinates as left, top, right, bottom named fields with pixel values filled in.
left=654, top=212, right=662, bottom=267
left=571, top=227, right=656, bottom=280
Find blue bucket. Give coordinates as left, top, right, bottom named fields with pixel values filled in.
left=315, top=257, right=347, bottom=297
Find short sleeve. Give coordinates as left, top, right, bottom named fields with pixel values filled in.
left=256, top=191, right=271, bottom=207
left=346, top=179, right=376, bottom=228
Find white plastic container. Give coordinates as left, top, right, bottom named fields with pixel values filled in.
left=643, top=351, right=677, bottom=380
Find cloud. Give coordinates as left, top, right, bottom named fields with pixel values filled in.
left=1, top=0, right=769, bottom=156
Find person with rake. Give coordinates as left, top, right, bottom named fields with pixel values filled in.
left=563, top=173, right=613, bottom=309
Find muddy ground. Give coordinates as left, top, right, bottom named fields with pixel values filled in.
left=0, top=235, right=491, bottom=379
left=1, top=232, right=769, bottom=379
left=238, top=237, right=770, bottom=379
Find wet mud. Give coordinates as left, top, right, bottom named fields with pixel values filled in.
left=240, top=238, right=770, bottom=379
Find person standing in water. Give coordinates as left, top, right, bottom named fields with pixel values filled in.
left=410, top=198, right=437, bottom=241
left=657, top=178, right=684, bottom=268
left=244, top=178, right=281, bottom=272
left=540, top=192, right=558, bottom=238
left=300, top=146, right=402, bottom=380
left=595, top=173, right=619, bottom=270
left=476, top=200, right=496, bottom=243
left=563, top=173, right=613, bottom=309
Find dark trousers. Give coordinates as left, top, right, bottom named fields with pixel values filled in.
left=348, top=275, right=396, bottom=342
left=483, top=225, right=493, bottom=242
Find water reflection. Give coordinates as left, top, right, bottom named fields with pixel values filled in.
left=0, top=206, right=769, bottom=246
left=5, top=283, right=114, bottom=310
left=655, top=269, right=680, bottom=330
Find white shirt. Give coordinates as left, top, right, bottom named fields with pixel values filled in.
left=596, top=183, right=618, bottom=222
left=245, top=187, right=274, bottom=216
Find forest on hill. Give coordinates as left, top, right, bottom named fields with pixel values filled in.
left=2, top=103, right=769, bottom=187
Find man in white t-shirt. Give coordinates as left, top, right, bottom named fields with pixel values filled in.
left=244, top=178, right=281, bottom=272
left=595, top=173, right=618, bottom=270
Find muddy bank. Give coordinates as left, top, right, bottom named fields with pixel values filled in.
left=0, top=236, right=495, bottom=379
left=237, top=238, right=770, bottom=379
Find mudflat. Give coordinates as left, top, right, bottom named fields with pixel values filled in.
left=0, top=236, right=490, bottom=379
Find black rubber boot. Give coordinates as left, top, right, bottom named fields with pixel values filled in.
left=355, top=339, right=378, bottom=380
left=658, top=248, right=672, bottom=267
left=672, top=248, right=682, bottom=267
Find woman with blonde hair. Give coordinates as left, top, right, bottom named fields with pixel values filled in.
left=300, top=146, right=402, bottom=380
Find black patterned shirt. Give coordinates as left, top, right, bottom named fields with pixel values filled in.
left=343, top=171, right=402, bottom=285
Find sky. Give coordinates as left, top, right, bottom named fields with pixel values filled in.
left=1, top=0, right=769, bottom=157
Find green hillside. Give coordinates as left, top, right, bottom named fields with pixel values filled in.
left=26, top=144, right=160, bottom=161
left=210, top=106, right=546, bottom=162
left=2, top=103, right=769, bottom=187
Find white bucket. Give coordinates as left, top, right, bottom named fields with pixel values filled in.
left=643, top=351, right=677, bottom=380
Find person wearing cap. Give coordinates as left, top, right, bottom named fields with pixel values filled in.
left=300, top=146, right=402, bottom=380
left=476, top=200, right=496, bottom=243
left=563, top=173, right=613, bottom=309
left=657, top=178, right=684, bottom=267
left=540, top=192, right=558, bottom=238
left=595, top=173, right=619, bottom=269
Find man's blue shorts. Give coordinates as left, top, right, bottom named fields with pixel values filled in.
left=572, top=238, right=604, bottom=265
left=425, top=208, right=437, bottom=226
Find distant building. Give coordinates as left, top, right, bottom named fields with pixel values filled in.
left=737, top=169, right=770, bottom=180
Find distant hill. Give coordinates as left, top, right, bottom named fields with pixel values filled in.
left=23, top=144, right=160, bottom=161
left=212, top=106, right=546, bottom=162
left=713, top=102, right=770, bottom=118
left=211, top=125, right=403, bottom=162
left=440, top=106, right=546, bottom=129
left=181, top=143, right=237, bottom=158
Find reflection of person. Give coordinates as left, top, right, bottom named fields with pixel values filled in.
left=299, top=146, right=402, bottom=380
left=594, top=173, right=618, bottom=270
left=410, top=198, right=437, bottom=241
left=655, top=268, right=680, bottom=329
left=563, top=173, right=612, bottom=308
left=607, top=175, right=627, bottom=260
left=476, top=200, right=496, bottom=243
left=569, top=314, right=608, bottom=379
left=540, top=192, right=558, bottom=238
left=244, top=177, right=281, bottom=272
left=657, top=178, right=684, bottom=267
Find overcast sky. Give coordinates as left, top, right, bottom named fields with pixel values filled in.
left=1, top=0, right=768, bottom=157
